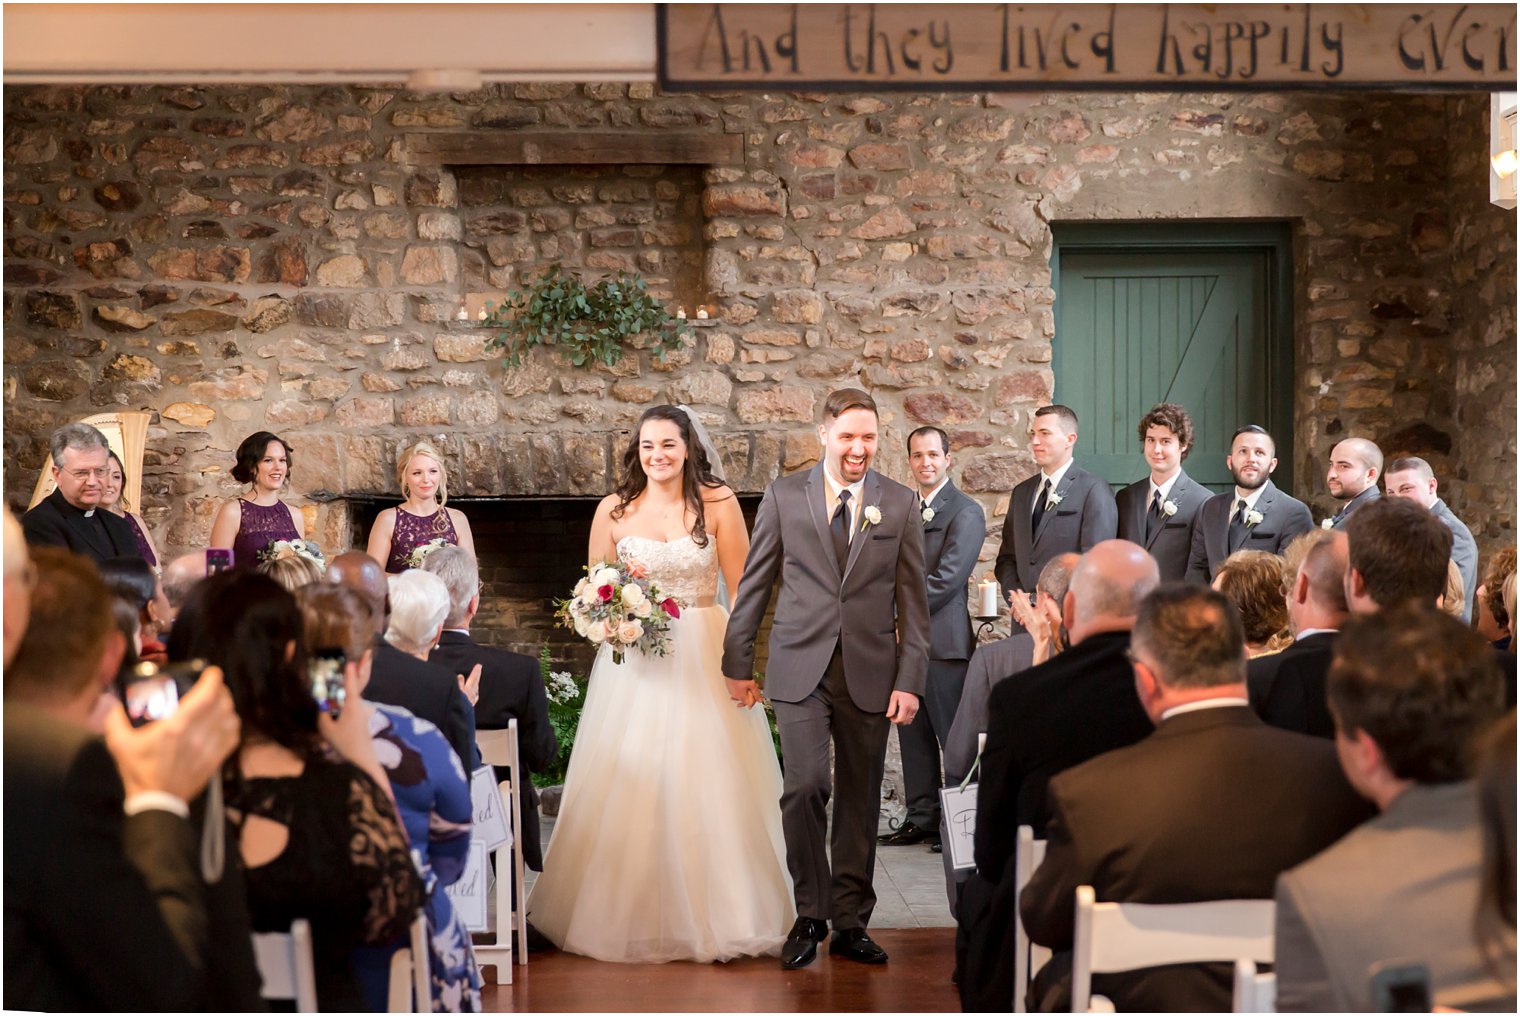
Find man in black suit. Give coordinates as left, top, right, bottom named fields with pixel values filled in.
left=1186, top=424, right=1314, bottom=582
left=994, top=405, right=1117, bottom=608
left=957, top=540, right=1158, bottom=1010
left=1249, top=531, right=1348, bottom=738
left=1384, top=456, right=1479, bottom=621
left=423, top=545, right=557, bottom=871
left=882, top=426, right=986, bottom=850
left=1116, top=403, right=1212, bottom=581
left=4, top=540, right=246, bottom=1012
left=326, top=550, right=480, bottom=771
left=1325, top=436, right=1383, bottom=529
left=1021, top=586, right=1371, bottom=1012
left=22, top=423, right=142, bottom=564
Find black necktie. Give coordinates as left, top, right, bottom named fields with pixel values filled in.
left=1146, top=490, right=1162, bottom=541
left=832, top=489, right=852, bottom=569
left=1228, top=497, right=1248, bottom=551
left=1032, top=478, right=1052, bottom=532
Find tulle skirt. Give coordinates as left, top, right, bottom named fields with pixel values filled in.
left=526, top=606, right=796, bottom=963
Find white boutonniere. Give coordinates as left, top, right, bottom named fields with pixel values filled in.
left=922, top=506, right=935, bottom=524
left=1162, top=499, right=1178, bottom=517
left=861, top=505, right=883, bottom=531
left=1046, top=491, right=1064, bottom=509
left=1245, top=509, right=1265, bottom=528
left=1321, top=518, right=1334, bottom=530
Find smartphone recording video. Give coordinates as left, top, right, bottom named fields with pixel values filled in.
left=308, top=648, right=347, bottom=719
left=118, top=660, right=205, bottom=728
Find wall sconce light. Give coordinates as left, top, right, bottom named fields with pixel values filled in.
left=1493, top=149, right=1519, bottom=179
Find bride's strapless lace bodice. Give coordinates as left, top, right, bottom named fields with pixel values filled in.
left=616, top=535, right=718, bottom=605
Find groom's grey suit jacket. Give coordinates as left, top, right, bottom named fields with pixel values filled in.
left=722, top=462, right=931, bottom=713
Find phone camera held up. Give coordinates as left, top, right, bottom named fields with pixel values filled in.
left=118, top=659, right=205, bottom=727
left=308, top=647, right=347, bottom=720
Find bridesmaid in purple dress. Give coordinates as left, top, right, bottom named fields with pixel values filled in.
left=209, top=431, right=304, bottom=569
left=101, top=450, right=161, bottom=568
left=366, top=440, right=476, bottom=573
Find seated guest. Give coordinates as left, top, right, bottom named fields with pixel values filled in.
left=102, top=449, right=161, bottom=568
left=22, top=423, right=141, bottom=563
left=297, top=584, right=481, bottom=1013
left=258, top=550, right=324, bottom=593
left=1476, top=547, right=1517, bottom=649
left=169, top=570, right=424, bottom=1013
left=208, top=431, right=303, bottom=570
left=327, top=551, right=480, bottom=772
left=1383, top=456, right=1478, bottom=620
left=1021, top=586, right=1369, bottom=1012
left=1475, top=710, right=1516, bottom=998
left=4, top=537, right=246, bottom=1011
left=958, top=541, right=1159, bottom=1011
left=1248, top=532, right=1348, bottom=738
left=366, top=440, right=477, bottom=574
left=161, top=550, right=206, bottom=613
left=1343, top=495, right=1453, bottom=614
left=1442, top=559, right=1469, bottom=619
left=1212, top=549, right=1290, bottom=656
left=1275, top=605, right=1511, bottom=1012
left=424, top=546, right=556, bottom=871
left=99, top=556, right=171, bottom=665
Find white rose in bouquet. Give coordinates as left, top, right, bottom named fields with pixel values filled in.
left=594, top=567, right=620, bottom=588
left=574, top=615, right=591, bottom=637
left=573, top=577, right=590, bottom=597
left=621, top=583, right=647, bottom=608
left=587, top=619, right=609, bottom=643
left=617, top=620, right=644, bottom=644
left=633, top=599, right=653, bottom=618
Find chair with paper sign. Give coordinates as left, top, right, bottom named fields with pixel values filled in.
left=1013, top=824, right=1051, bottom=1013
left=1070, top=885, right=1275, bottom=1013
left=1233, top=958, right=1276, bottom=1013
left=385, top=912, right=431, bottom=1013
left=253, top=918, right=319, bottom=1012
left=474, top=718, right=527, bottom=983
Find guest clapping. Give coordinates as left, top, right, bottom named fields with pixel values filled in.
left=366, top=441, right=475, bottom=573
left=102, top=449, right=161, bottom=568
left=208, top=431, right=303, bottom=570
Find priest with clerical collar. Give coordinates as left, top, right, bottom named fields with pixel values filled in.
left=22, top=423, right=143, bottom=565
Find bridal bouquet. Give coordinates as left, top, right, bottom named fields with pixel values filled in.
left=556, top=560, right=681, bottom=665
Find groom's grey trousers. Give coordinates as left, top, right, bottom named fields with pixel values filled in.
left=772, top=644, right=890, bottom=930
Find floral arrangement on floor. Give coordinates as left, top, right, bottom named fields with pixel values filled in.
left=405, top=537, right=451, bottom=570
left=556, top=559, right=681, bottom=665
left=260, top=538, right=326, bottom=567
left=537, top=644, right=583, bottom=788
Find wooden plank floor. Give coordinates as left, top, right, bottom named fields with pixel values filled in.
left=478, top=928, right=960, bottom=1012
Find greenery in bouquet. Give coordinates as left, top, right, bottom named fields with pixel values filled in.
left=555, top=559, right=681, bottom=665
left=404, top=537, right=451, bottom=570
left=259, top=538, right=325, bottom=568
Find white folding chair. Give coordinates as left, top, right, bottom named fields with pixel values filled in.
left=1070, top=885, right=1275, bottom=1013
left=253, top=918, right=318, bottom=1012
left=1233, top=958, right=1277, bottom=1013
left=1013, top=825, right=1051, bottom=1013
left=386, top=912, right=432, bottom=1013
left=474, top=719, right=528, bottom=984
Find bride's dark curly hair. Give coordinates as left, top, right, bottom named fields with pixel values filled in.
left=611, top=405, right=726, bottom=547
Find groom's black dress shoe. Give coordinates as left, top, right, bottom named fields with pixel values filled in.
left=878, top=821, right=935, bottom=846
left=781, top=917, right=829, bottom=969
left=830, top=927, right=888, bottom=964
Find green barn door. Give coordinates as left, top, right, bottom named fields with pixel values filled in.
left=1052, top=226, right=1292, bottom=494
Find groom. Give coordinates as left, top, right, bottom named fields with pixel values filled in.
left=723, top=388, right=931, bottom=969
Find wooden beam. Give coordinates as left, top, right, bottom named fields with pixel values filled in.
left=405, top=131, right=743, bottom=167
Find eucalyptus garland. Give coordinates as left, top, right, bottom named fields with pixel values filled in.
left=483, top=265, right=690, bottom=369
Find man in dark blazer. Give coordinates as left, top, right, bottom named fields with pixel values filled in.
left=1021, top=586, right=1372, bottom=1013
left=1249, top=532, right=1348, bottom=738
left=994, top=404, right=1117, bottom=605
left=5, top=543, right=249, bottom=1012
left=1115, top=403, right=1212, bottom=581
left=882, top=426, right=986, bottom=849
left=957, top=541, right=1158, bottom=1010
left=1384, top=456, right=1479, bottom=621
left=1324, top=436, right=1382, bottom=530
left=1186, top=424, right=1314, bottom=582
left=22, top=423, right=142, bottom=564
left=326, top=550, right=480, bottom=772
left=424, top=546, right=557, bottom=871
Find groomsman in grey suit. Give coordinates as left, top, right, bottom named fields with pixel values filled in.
left=880, top=426, right=985, bottom=850
left=1115, top=403, right=1212, bottom=581
left=994, top=405, right=1117, bottom=606
left=1384, top=456, right=1479, bottom=621
left=1325, top=437, right=1383, bottom=529
left=1186, top=425, right=1314, bottom=583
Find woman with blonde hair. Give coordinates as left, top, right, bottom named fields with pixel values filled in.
left=366, top=440, right=476, bottom=573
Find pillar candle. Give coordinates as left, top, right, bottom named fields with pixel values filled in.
left=978, top=579, right=1000, bottom=617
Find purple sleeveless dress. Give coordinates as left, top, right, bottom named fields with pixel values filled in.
left=385, top=506, right=460, bottom=573
left=231, top=499, right=301, bottom=569
left=125, top=513, right=158, bottom=568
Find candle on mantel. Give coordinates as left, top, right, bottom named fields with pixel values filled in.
left=675, top=306, right=687, bottom=320
left=455, top=306, right=468, bottom=322
left=977, top=579, right=1000, bottom=617
left=696, top=306, right=709, bottom=320
left=477, top=308, right=487, bottom=322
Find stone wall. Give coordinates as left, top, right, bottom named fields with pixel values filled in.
left=3, top=83, right=1514, bottom=565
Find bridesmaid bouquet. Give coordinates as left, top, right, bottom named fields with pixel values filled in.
left=260, top=538, right=326, bottom=567
left=556, top=560, right=681, bottom=665
left=404, top=537, right=451, bottom=569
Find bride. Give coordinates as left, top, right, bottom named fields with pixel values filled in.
left=526, top=404, right=795, bottom=963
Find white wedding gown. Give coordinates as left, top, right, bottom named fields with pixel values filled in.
left=526, top=534, right=796, bottom=963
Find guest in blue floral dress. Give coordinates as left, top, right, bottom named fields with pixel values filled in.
left=297, top=583, right=482, bottom=1013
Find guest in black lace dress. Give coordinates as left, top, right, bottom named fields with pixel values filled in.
left=168, top=571, right=424, bottom=1012
left=209, top=432, right=305, bottom=570
left=366, top=440, right=475, bottom=573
